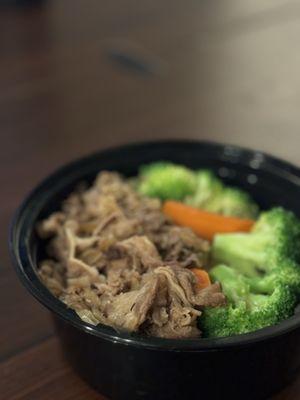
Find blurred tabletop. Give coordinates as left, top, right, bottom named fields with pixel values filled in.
left=1, top=0, right=300, bottom=399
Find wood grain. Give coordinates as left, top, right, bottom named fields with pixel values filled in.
left=0, top=337, right=104, bottom=400
left=1, top=0, right=300, bottom=398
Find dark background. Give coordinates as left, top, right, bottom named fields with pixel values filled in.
left=1, top=0, right=300, bottom=398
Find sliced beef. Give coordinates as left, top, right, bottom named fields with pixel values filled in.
left=62, top=265, right=225, bottom=338
left=110, top=236, right=162, bottom=271
left=103, top=274, right=160, bottom=331
left=61, top=286, right=108, bottom=325
left=105, top=236, right=162, bottom=293
left=39, top=260, right=65, bottom=297
left=37, top=212, right=66, bottom=238
left=38, top=171, right=225, bottom=339
left=167, top=265, right=226, bottom=307
left=145, top=266, right=225, bottom=338
left=153, top=226, right=210, bottom=268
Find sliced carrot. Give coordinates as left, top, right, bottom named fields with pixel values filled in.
left=191, top=268, right=211, bottom=289
left=163, top=200, right=254, bottom=241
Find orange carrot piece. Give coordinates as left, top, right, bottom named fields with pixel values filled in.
left=163, top=200, right=254, bottom=241
left=191, top=268, right=211, bottom=289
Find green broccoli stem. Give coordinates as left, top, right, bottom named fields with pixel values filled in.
left=209, top=264, right=250, bottom=304
left=212, top=233, right=271, bottom=277
left=245, top=275, right=276, bottom=295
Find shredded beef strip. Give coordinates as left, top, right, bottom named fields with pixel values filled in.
left=38, top=171, right=225, bottom=338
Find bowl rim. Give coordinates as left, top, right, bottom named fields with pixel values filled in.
left=9, top=139, right=300, bottom=351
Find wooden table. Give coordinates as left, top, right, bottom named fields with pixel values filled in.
left=1, top=0, right=300, bottom=398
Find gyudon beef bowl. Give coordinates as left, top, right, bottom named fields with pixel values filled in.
left=10, top=141, right=300, bottom=400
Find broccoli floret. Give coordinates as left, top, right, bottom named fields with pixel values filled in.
left=137, top=162, right=197, bottom=200
left=186, top=170, right=258, bottom=219
left=204, top=187, right=259, bottom=219
left=245, top=263, right=300, bottom=294
left=200, top=208, right=300, bottom=338
left=137, top=162, right=258, bottom=218
left=201, top=265, right=251, bottom=337
left=201, top=264, right=299, bottom=338
left=185, top=170, right=223, bottom=208
left=139, top=162, right=172, bottom=177
left=201, top=302, right=249, bottom=338
left=209, top=264, right=250, bottom=304
left=212, top=207, right=300, bottom=277
left=248, top=285, right=297, bottom=331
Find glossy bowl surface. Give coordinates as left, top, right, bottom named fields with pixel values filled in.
left=10, top=140, right=300, bottom=400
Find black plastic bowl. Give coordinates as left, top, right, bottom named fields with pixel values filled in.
left=9, top=140, right=300, bottom=400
